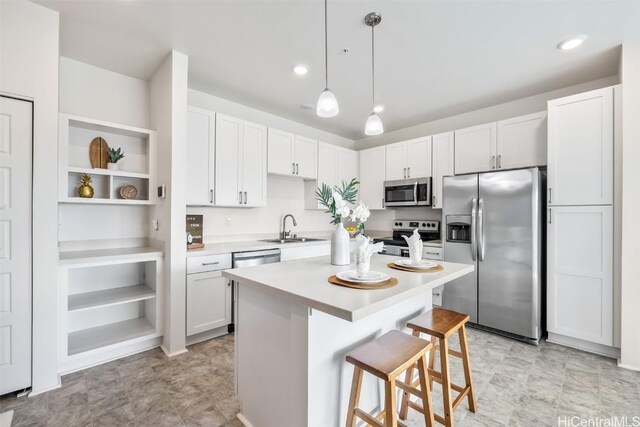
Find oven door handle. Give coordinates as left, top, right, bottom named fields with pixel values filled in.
left=413, top=182, right=418, bottom=205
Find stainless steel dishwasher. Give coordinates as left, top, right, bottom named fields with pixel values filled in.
left=230, top=249, right=281, bottom=332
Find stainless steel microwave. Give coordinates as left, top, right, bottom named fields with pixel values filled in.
left=384, top=178, right=431, bottom=207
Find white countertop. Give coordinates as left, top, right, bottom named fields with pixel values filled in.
left=223, top=254, right=473, bottom=322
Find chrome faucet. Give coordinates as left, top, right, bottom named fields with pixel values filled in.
left=281, top=214, right=298, bottom=240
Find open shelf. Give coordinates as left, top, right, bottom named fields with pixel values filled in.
left=59, top=246, right=163, bottom=266
left=68, top=317, right=156, bottom=356
left=68, top=284, right=155, bottom=312
left=68, top=166, right=150, bottom=180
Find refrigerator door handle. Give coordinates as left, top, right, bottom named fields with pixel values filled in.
left=471, top=197, right=478, bottom=261
left=478, top=197, right=486, bottom=261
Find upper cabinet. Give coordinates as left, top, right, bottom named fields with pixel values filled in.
left=454, top=122, right=497, bottom=174
left=186, top=107, right=215, bottom=205
left=267, top=128, right=317, bottom=180
left=215, top=114, right=267, bottom=207
left=431, top=132, right=454, bottom=209
left=359, top=146, right=386, bottom=210
left=497, top=112, right=547, bottom=170
left=548, top=87, right=613, bottom=206
left=306, top=142, right=358, bottom=209
left=385, top=137, right=432, bottom=181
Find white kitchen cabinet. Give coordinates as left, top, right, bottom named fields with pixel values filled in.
left=267, top=128, right=317, bottom=179
left=547, top=206, right=613, bottom=346
left=497, top=111, right=547, bottom=170
left=359, top=146, right=386, bottom=210
left=454, top=122, right=497, bottom=174
left=186, top=270, right=232, bottom=336
left=186, top=107, right=215, bottom=205
left=431, top=132, right=454, bottom=209
left=215, top=115, right=267, bottom=207
left=548, top=87, right=614, bottom=206
left=306, top=142, right=358, bottom=209
left=385, top=137, right=431, bottom=181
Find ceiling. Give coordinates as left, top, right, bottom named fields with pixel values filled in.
left=35, top=0, right=640, bottom=139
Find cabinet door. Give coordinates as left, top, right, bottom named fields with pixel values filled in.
left=359, top=146, right=386, bottom=209
left=215, top=114, right=242, bottom=206
left=497, top=112, right=547, bottom=170
left=186, top=107, right=214, bottom=205
left=406, top=136, right=432, bottom=178
left=294, top=135, right=318, bottom=179
left=267, top=128, right=295, bottom=176
left=317, top=142, right=338, bottom=189
left=431, top=132, right=454, bottom=209
left=241, top=121, right=267, bottom=207
left=385, top=141, right=407, bottom=181
left=454, top=122, right=497, bottom=174
left=186, top=271, right=232, bottom=336
left=337, top=147, right=358, bottom=185
left=548, top=87, right=613, bottom=206
left=547, top=206, right=613, bottom=345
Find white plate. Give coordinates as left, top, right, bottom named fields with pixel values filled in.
left=394, top=259, right=438, bottom=270
left=337, top=270, right=390, bottom=283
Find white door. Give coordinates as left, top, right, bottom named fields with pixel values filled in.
left=0, top=96, right=32, bottom=394
left=547, top=206, right=613, bottom=345
left=548, top=87, right=613, bottom=206
left=267, top=128, right=295, bottom=176
left=215, top=114, right=242, bottom=206
left=406, top=136, right=432, bottom=178
left=454, top=122, right=497, bottom=174
left=337, top=147, right=358, bottom=185
left=359, top=146, right=386, bottom=209
left=186, top=271, right=232, bottom=336
left=317, top=142, right=337, bottom=189
left=431, top=132, right=454, bottom=209
left=186, top=107, right=214, bottom=205
left=241, top=121, right=267, bottom=207
left=385, top=141, right=407, bottom=181
left=293, top=135, right=317, bottom=179
left=497, top=112, right=547, bottom=170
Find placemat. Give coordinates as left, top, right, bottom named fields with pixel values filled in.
left=387, top=262, right=444, bottom=273
left=328, top=275, right=398, bottom=290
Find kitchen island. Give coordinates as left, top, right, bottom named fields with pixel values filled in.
left=222, top=254, right=474, bottom=427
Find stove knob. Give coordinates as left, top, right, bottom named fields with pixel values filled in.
left=422, top=223, right=427, bottom=227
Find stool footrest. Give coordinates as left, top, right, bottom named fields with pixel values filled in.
left=354, top=409, right=384, bottom=427
left=452, top=386, right=471, bottom=411
left=396, top=379, right=421, bottom=399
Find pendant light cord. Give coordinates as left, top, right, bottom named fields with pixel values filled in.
left=324, top=0, right=328, bottom=89
left=371, top=24, right=375, bottom=109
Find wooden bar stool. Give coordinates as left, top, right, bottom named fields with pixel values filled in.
left=345, top=330, right=435, bottom=427
left=399, top=308, right=476, bottom=427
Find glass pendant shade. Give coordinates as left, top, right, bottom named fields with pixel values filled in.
left=317, top=88, right=339, bottom=117
left=364, top=112, right=383, bottom=135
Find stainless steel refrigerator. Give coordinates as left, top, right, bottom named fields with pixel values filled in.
left=442, top=168, right=544, bottom=343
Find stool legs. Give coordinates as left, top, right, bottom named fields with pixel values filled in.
left=458, top=325, right=476, bottom=413
left=346, top=367, right=363, bottom=427
left=417, top=354, right=435, bottom=427
left=398, top=330, right=421, bottom=419
left=384, top=379, right=398, bottom=427
left=439, top=338, right=453, bottom=427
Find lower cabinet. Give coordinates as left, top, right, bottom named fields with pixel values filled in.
left=547, top=205, right=613, bottom=346
left=186, top=271, right=232, bottom=337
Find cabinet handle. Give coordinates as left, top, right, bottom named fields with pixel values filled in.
left=497, top=155, right=502, bottom=169
left=227, top=281, right=231, bottom=287
left=548, top=208, right=552, bottom=224
left=433, top=194, right=437, bottom=206
left=403, top=167, right=406, bottom=179
left=296, top=163, right=299, bottom=175
left=548, top=188, right=552, bottom=204
left=491, top=155, right=496, bottom=169
left=382, top=198, right=385, bottom=208
left=239, top=191, right=242, bottom=204
left=425, top=251, right=439, bottom=255
left=408, top=167, right=411, bottom=178
left=244, top=191, right=247, bottom=204
left=202, top=261, right=220, bottom=266
left=209, top=189, right=213, bottom=203
left=292, top=162, right=295, bottom=174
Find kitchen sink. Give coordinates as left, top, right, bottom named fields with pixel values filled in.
left=260, top=237, right=327, bottom=244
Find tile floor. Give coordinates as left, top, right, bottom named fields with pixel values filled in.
left=2, top=328, right=639, bottom=427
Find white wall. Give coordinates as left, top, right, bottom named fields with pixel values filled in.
left=150, top=51, right=189, bottom=356
left=354, top=76, right=620, bottom=149
left=59, top=57, right=150, bottom=129
left=188, top=89, right=354, bottom=149
left=0, top=0, right=60, bottom=393
left=620, top=44, right=640, bottom=371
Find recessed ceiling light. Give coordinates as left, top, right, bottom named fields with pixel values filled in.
left=293, top=65, right=308, bottom=75
left=373, top=105, right=384, bottom=113
left=557, top=35, right=587, bottom=50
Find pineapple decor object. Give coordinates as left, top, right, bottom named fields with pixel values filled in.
left=78, top=174, right=94, bottom=198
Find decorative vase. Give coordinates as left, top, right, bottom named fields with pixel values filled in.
left=107, top=162, right=119, bottom=171
left=331, top=222, right=350, bottom=266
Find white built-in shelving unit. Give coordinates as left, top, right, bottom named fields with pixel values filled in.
left=59, top=114, right=156, bottom=205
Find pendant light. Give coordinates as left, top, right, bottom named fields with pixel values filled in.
left=317, top=0, right=339, bottom=117
left=364, top=12, right=383, bottom=135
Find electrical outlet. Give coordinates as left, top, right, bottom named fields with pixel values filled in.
left=152, top=219, right=159, bottom=231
